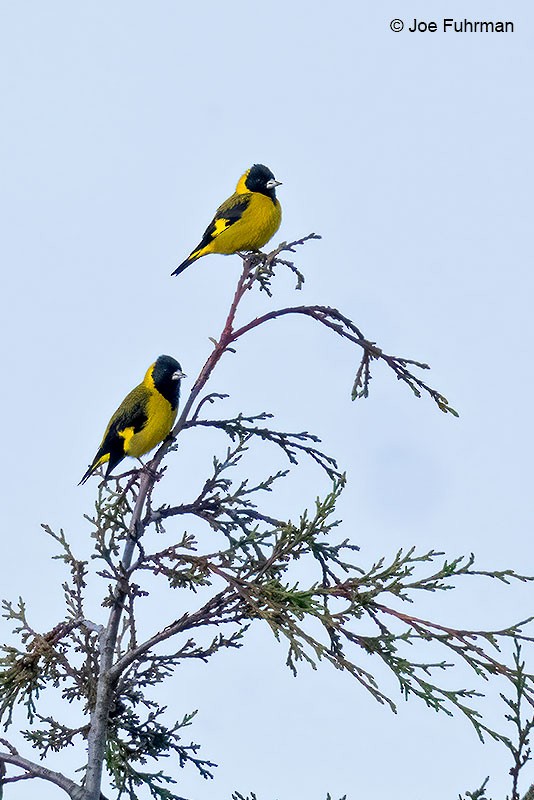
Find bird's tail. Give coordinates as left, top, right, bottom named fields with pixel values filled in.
left=79, top=464, right=96, bottom=486
left=171, top=248, right=203, bottom=277
left=78, top=452, right=109, bottom=486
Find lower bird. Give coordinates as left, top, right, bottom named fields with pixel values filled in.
left=79, top=355, right=186, bottom=484
left=172, top=163, right=282, bottom=276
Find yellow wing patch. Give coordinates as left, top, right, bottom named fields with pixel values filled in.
left=212, top=218, right=232, bottom=238
left=119, top=426, right=136, bottom=452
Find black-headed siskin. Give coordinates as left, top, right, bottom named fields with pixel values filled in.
left=172, top=163, right=282, bottom=276
left=79, top=355, right=186, bottom=484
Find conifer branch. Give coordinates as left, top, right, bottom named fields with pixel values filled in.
left=0, top=748, right=83, bottom=799
left=0, top=235, right=508, bottom=800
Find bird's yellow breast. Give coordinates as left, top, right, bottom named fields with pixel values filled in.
left=209, top=193, right=281, bottom=255
left=120, top=390, right=176, bottom=458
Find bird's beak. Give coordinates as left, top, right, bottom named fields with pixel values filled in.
left=172, top=370, right=187, bottom=380
left=266, top=179, right=282, bottom=189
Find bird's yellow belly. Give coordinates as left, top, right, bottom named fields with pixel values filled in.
left=122, top=393, right=177, bottom=458
left=213, top=196, right=281, bottom=254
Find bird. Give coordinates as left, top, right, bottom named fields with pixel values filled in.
left=172, top=163, right=282, bottom=276
left=79, top=355, right=186, bottom=485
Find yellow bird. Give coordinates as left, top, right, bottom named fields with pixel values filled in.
left=80, top=355, right=186, bottom=484
left=172, top=163, right=282, bottom=276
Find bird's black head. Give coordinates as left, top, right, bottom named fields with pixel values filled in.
left=152, top=355, right=186, bottom=409
left=244, top=163, right=282, bottom=202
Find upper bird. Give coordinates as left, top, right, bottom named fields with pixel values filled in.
left=172, top=163, right=282, bottom=277
left=79, top=355, right=186, bottom=485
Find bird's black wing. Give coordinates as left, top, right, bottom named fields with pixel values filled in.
left=196, top=193, right=252, bottom=251
left=80, top=390, right=149, bottom=483
left=107, top=388, right=149, bottom=438
left=172, top=193, right=252, bottom=276
left=103, top=389, right=149, bottom=473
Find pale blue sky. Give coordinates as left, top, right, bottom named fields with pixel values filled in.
left=1, top=1, right=533, bottom=798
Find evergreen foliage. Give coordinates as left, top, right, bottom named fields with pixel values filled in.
left=0, top=239, right=531, bottom=799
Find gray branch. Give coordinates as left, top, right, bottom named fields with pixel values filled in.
left=0, top=750, right=83, bottom=799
